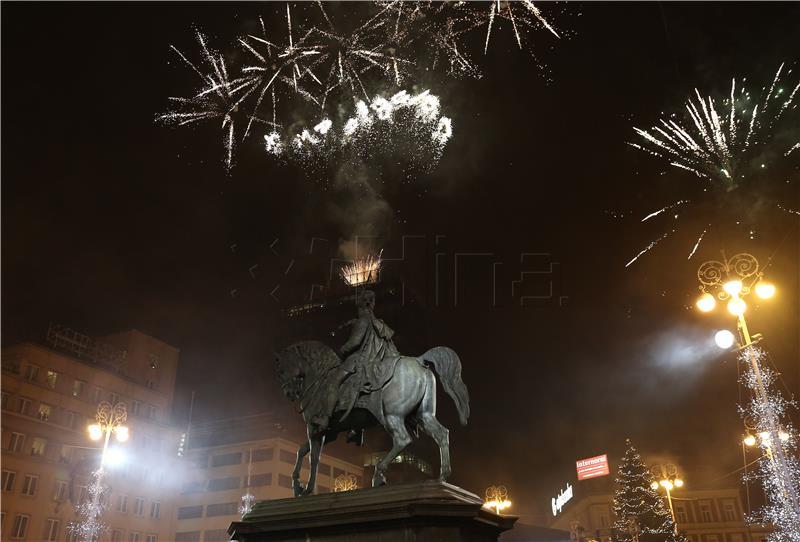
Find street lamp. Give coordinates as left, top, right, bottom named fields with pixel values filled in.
left=73, top=401, right=129, bottom=542
left=695, top=252, right=800, bottom=525
left=649, top=463, right=683, bottom=531
left=483, top=486, right=512, bottom=515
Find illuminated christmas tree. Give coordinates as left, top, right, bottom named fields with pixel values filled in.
left=612, top=440, right=685, bottom=542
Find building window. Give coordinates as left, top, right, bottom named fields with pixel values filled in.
left=190, top=454, right=208, bottom=469
left=53, top=480, right=68, bottom=501
left=150, top=501, right=161, bottom=519
left=10, top=514, right=30, bottom=539
left=77, top=485, right=88, bottom=504
left=177, top=505, right=204, bottom=519
left=110, top=392, right=120, bottom=404
left=129, top=533, right=141, bottom=542
left=202, top=530, right=229, bottom=542
left=148, top=354, right=159, bottom=369
left=92, top=387, right=102, bottom=403
left=250, top=448, right=274, bottom=462
left=2, top=391, right=10, bottom=410
left=699, top=502, right=713, bottom=522
left=278, top=474, right=293, bottom=489
left=181, top=480, right=206, bottom=494
left=279, top=449, right=295, bottom=464
left=111, top=529, right=123, bottom=542
left=318, top=462, right=331, bottom=476
left=9, top=432, right=26, bottom=452
left=247, top=473, right=272, bottom=487
left=73, top=380, right=85, bottom=397
left=2, top=469, right=16, bottom=491
left=211, top=452, right=242, bottom=467
left=60, top=445, right=73, bottom=464
left=25, top=364, right=40, bottom=381
left=208, top=476, right=240, bottom=491
left=146, top=405, right=156, bottom=420
left=117, top=494, right=128, bottom=513
left=32, top=437, right=47, bottom=456
left=674, top=503, right=688, bottom=523
left=19, top=398, right=32, bottom=416
left=66, top=532, right=80, bottom=542
left=333, top=467, right=345, bottom=478
left=131, top=401, right=141, bottom=416
left=599, top=512, right=609, bottom=528
left=205, top=502, right=237, bottom=517
left=722, top=500, right=738, bottom=521
left=145, top=379, right=156, bottom=390
left=134, top=497, right=145, bottom=516
left=174, top=533, right=201, bottom=542
left=38, top=403, right=52, bottom=421
left=46, top=370, right=59, bottom=389
left=45, top=518, right=60, bottom=541
left=146, top=536, right=157, bottom=542
left=22, top=474, right=39, bottom=496
left=65, top=411, right=80, bottom=430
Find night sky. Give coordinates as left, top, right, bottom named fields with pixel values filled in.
left=3, top=1, right=799, bottom=523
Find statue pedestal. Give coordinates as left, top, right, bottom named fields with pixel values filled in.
left=228, top=480, right=517, bottom=542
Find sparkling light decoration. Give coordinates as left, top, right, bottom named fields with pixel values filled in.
left=340, top=251, right=382, bottom=287
left=239, top=492, right=256, bottom=517
left=738, top=346, right=800, bottom=540
left=333, top=473, right=359, bottom=492
left=625, top=64, right=800, bottom=266
left=263, top=90, right=453, bottom=173
left=483, top=485, right=512, bottom=514
left=68, top=469, right=109, bottom=542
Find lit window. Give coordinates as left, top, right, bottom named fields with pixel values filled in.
left=73, top=380, right=85, bottom=397
left=21, top=474, right=38, bottom=496
left=45, top=518, right=60, bottom=541
left=2, top=470, right=16, bottom=491
left=674, top=504, right=688, bottom=523
left=10, top=514, right=29, bottom=539
left=32, top=437, right=47, bottom=456
left=8, top=432, right=26, bottom=453
left=38, top=403, right=52, bottom=421
left=25, top=364, right=39, bottom=381
left=700, top=502, right=713, bottom=522
left=54, top=480, right=68, bottom=501
left=46, top=370, right=59, bottom=389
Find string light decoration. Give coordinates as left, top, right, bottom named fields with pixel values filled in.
left=333, top=473, right=359, bottom=492
left=738, top=347, right=800, bottom=540
left=612, top=440, right=685, bottom=542
left=68, top=469, right=109, bottom=542
left=483, top=485, right=512, bottom=514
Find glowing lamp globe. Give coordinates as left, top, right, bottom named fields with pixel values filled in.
left=759, top=432, right=771, bottom=445
left=660, top=480, right=673, bottom=490
left=723, top=280, right=743, bottom=296
left=696, top=293, right=716, bottom=312
left=714, top=330, right=736, bottom=349
left=727, top=298, right=747, bottom=316
left=779, top=431, right=790, bottom=442
left=115, top=426, right=129, bottom=442
left=755, top=282, right=775, bottom=299
left=105, top=447, right=126, bottom=467
left=674, top=479, right=684, bottom=488
left=650, top=481, right=659, bottom=490
left=88, top=424, right=103, bottom=441
left=743, top=434, right=757, bottom=447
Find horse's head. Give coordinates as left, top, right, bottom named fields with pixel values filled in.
left=274, top=346, right=305, bottom=402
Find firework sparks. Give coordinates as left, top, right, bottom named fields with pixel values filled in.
left=624, top=231, right=673, bottom=268
left=340, top=251, right=382, bottom=286
left=263, top=90, right=453, bottom=174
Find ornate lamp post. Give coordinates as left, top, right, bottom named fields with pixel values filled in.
left=483, top=485, right=512, bottom=515
left=695, top=252, right=800, bottom=528
left=74, top=401, right=129, bottom=542
left=649, top=463, right=684, bottom=530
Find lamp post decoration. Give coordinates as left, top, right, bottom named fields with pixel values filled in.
left=649, top=463, right=684, bottom=533
left=69, top=401, right=129, bottom=542
left=333, top=474, right=359, bottom=493
left=483, top=485, right=512, bottom=515
left=695, top=252, right=800, bottom=538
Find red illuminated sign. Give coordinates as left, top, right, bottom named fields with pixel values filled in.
left=576, top=454, right=609, bottom=480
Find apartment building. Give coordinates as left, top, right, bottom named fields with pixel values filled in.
left=549, top=487, right=771, bottom=542
left=173, top=420, right=365, bottom=542
left=1, top=327, right=183, bottom=542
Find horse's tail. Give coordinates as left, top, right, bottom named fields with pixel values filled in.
left=420, top=347, right=470, bottom=425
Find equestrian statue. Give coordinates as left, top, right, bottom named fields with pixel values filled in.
left=275, top=290, right=470, bottom=496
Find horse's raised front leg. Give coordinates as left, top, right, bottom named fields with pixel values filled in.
left=372, top=414, right=412, bottom=487
left=292, top=438, right=311, bottom=497
left=302, top=430, right=325, bottom=496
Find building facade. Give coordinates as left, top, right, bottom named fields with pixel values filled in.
left=549, top=487, right=770, bottom=542
left=1, top=328, right=183, bottom=542
left=173, top=427, right=365, bottom=542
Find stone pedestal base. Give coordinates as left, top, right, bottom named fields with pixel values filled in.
left=228, top=480, right=517, bottom=542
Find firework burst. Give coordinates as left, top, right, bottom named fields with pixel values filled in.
left=340, top=251, right=382, bottom=286
left=625, top=64, right=800, bottom=267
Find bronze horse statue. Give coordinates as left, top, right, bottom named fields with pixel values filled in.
left=275, top=340, right=469, bottom=495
